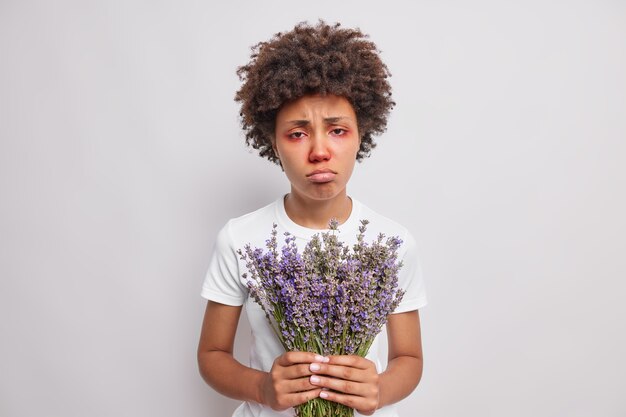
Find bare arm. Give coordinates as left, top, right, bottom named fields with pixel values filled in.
left=379, top=310, right=424, bottom=406
left=197, top=301, right=264, bottom=402
left=307, top=310, right=424, bottom=415
left=197, top=301, right=324, bottom=410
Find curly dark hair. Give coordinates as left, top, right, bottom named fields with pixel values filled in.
left=235, top=21, right=395, bottom=165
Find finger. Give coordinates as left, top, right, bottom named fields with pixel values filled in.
left=282, top=388, right=324, bottom=408
left=319, top=390, right=378, bottom=415
left=326, top=355, right=373, bottom=370
left=309, top=374, right=371, bottom=397
left=276, top=351, right=329, bottom=367
left=280, top=362, right=317, bottom=380
left=309, top=363, right=372, bottom=382
left=309, top=363, right=369, bottom=383
left=280, top=375, right=320, bottom=393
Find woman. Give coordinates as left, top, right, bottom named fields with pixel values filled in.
left=197, top=21, right=427, bottom=417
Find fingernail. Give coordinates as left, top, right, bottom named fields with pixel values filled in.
left=310, top=375, right=320, bottom=384
left=320, top=391, right=329, bottom=399
left=314, top=355, right=329, bottom=363
left=310, top=363, right=321, bottom=371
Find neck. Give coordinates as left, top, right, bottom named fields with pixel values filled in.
left=283, top=191, right=352, bottom=230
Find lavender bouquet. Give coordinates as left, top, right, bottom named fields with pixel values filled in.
left=238, top=219, right=405, bottom=417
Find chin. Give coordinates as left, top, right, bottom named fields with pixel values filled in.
left=305, top=186, right=344, bottom=201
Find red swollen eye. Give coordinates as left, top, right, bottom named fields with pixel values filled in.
left=289, top=131, right=306, bottom=139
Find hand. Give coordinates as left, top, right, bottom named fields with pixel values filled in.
left=260, top=351, right=329, bottom=411
left=308, top=355, right=380, bottom=415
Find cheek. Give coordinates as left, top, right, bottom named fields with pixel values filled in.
left=349, top=138, right=361, bottom=159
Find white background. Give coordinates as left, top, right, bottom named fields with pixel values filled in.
left=1, top=1, right=625, bottom=416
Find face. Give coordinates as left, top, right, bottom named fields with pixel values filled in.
left=273, top=94, right=360, bottom=203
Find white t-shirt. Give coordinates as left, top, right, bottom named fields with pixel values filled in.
left=201, top=196, right=428, bottom=417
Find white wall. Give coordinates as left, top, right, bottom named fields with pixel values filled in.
left=1, top=1, right=625, bottom=416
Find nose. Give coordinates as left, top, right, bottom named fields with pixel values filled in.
left=308, top=133, right=331, bottom=162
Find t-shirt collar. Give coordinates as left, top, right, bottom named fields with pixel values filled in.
left=274, top=194, right=361, bottom=240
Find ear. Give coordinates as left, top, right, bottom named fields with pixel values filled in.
left=271, top=138, right=284, bottom=170
left=271, top=137, right=280, bottom=159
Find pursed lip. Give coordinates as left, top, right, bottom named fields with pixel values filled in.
left=306, top=168, right=337, bottom=183
left=307, top=168, right=337, bottom=176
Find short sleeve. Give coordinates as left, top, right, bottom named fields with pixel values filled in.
left=200, top=221, right=247, bottom=306
left=392, top=231, right=428, bottom=314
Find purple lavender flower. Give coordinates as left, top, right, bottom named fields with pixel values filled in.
left=238, top=219, right=405, bottom=417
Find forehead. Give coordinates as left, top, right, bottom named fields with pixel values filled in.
left=276, top=94, right=357, bottom=121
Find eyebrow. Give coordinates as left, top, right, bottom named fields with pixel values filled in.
left=285, top=116, right=354, bottom=127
